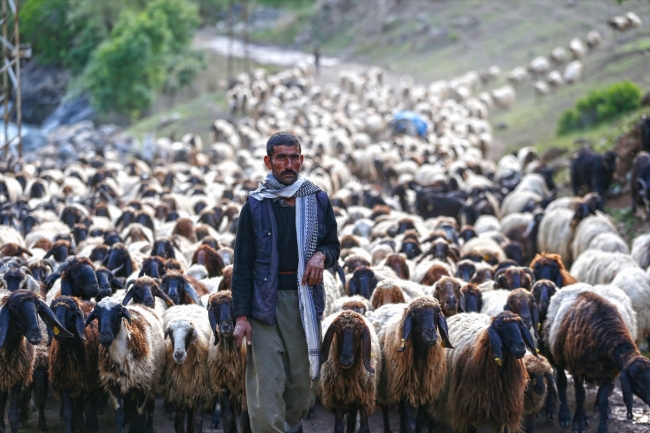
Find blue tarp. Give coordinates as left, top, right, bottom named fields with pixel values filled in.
left=390, top=111, right=428, bottom=137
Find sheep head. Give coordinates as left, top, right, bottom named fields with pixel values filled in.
left=531, top=279, right=557, bottom=323
left=160, top=271, right=202, bottom=306
left=621, top=355, right=650, bottom=420
left=530, top=253, right=566, bottom=288
left=384, top=253, right=409, bottom=279
left=487, top=311, right=537, bottom=367
left=433, top=277, right=463, bottom=317
left=320, top=310, right=375, bottom=373
left=493, top=266, right=534, bottom=291
left=504, top=288, right=540, bottom=338
left=165, top=319, right=198, bottom=364
left=207, top=291, right=234, bottom=345
left=347, top=266, right=378, bottom=299
left=399, top=296, right=452, bottom=352
left=460, top=283, right=482, bottom=313
left=122, top=276, right=173, bottom=308
left=139, top=256, right=167, bottom=280
left=371, top=280, right=405, bottom=309
left=49, top=296, right=88, bottom=344
left=455, top=259, right=477, bottom=282
left=61, top=257, right=99, bottom=300
left=85, top=299, right=132, bottom=348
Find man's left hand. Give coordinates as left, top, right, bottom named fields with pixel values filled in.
left=302, top=251, right=325, bottom=287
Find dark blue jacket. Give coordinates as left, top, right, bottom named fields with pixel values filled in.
left=232, top=191, right=340, bottom=325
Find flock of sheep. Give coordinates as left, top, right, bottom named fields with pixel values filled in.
left=0, top=8, right=648, bottom=433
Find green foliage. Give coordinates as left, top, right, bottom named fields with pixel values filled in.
left=557, top=81, right=641, bottom=135
left=84, top=0, right=201, bottom=118
left=21, top=0, right=75, bottom=66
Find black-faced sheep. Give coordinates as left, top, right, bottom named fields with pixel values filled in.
left=544, top=289, right=650, bottom=433
left=529, top=253, right=576, bottom=288
left=522, top=354, right=557, bottom=433
left=378, top=296, right=452, bottom=432
left=162, top=305, right=212, bottom=433
left=346, top=266, right=378, bottom=299
left=122, top=276, right=174, bottom=309
left=139, top=256, right=167, bottom=280
left=460, top=283, right=482, bottom=313
left=95, top=267, right=124, bottom=301
left=48, top=296, right=101, bottom=433
left=0, top=290, right=72, bottom=433
left=43, top=239, right=75, bottom=263
left=436, top=311, right=537, bottom=433
left=103, top=243, right=135, bottom=278
left=159, top=272, right=206, bottom=306
left=207, top=291, right=250, bottom=433
left=151, top=238, right=179, bottom=260
left=320, top=310, right=381, bottom=433
left=85, top=299, right=165, bottom=433
left=60, top=257, right=100, bottom=300
left=493, top=266, right=534, bottom=290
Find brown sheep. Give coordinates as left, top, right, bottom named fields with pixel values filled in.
left=218, top=265, right=233, bottom=292
left=531, top=279, right=558, bottom=328
left=340, top=235, right=361, bottom=250
left=470, top=268, right=494, bottom=285
left=439, top=311, right=536, bottom=433
left=191, top=244, right=225, bottom=278
left=164, top=258, right=183, bottom=272
left=384, top=253, right=409, bottom=280
left=378, top=296, right=452, bottom=432
left=370, top=280, right=406, bottom=309
left=522, top=354, right=557, bottom=433
left=418, top=238, right=459, bottom=264
left=33, top=238, right=53, bottom=252
left=433, top=277, right=463, bottom=317
left=421, top=264, right=451, bottom=286
left=338, top=297, right=371, bottom=316
left=320, top=311, right=380, bottom=432
left=0, top=243, right=32, bottom=259
left=344, top=254, right=371, bottom=274
left=505, top=288, right=540, bottom=338
left=173, top=218, right=197, bottom=243
left=369, top=204, right=392, bottom=220
left=529, top=253, right=576, bottom=288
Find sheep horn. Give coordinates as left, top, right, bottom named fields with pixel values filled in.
left=523, top=267, right=535, bottom=285
left=111, top=263, right=125, bottom=275
left=184, top=281, right=203, bottom=307
left=20, top=266, right=33, bottom=277
left=494, top=268, right=507, bottom=281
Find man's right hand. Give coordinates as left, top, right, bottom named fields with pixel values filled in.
left=234, top=316, right=252, bottom=347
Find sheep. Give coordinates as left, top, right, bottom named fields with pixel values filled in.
left=206, top=291, right=250, bottom=433
left=85, top=299, right=165, bottom=433
left=104, top=242, right=137, bottom=278
left=460, top=283, right=482, bottom=313
left=586, top=30, right=603, bottom=49
left=529, top=253, right=576, bottom=288
left=610, top=268, right=650, bottom=347
left=568, top=37, right=585, bottom=59
left=500, top=190, right=541, bottom=217
left=433, top=276, right=463, bottom=317
left=191, top=244, right=225, bottom=277
left=324, top=270, right=345, bottom=318
left=491, top=85, right=516, bottom=109
left=378, top=296, right=452, bottom=432
left=370, top=280, right=405, bottom=310
left=346, top=266, right=378, bottom=299
left=0, top=290, right=72, bottom=433
left=481, top=288, right=539, bottom=338
left=563, top=60, right=583, bottom=84
left=331, top=295, right=374, bottom=315
left=536, top=208, right=578, bottom=266
left=159, top=271, right=205, bottom=306
left=571, top=214, right=627, bottom=259
left=139, top=255, right=167, bottom=280
left=522, top=353, right=557, bottom=433
left=0, top=243, right=32, bottom=259
left=460, top=236, right=506, bottom=264
left=162, top=305, right=212, bottom=433
left=570, top=249, right=640, bottom=286
left=631, top=233, right=650, bottom=269
left=531, top=280, right=558, bottom=332
left=0, top=265, right=41, bottom=293
left=435, top=311, right=537, bottom=433
left=550, top=46, right=568, bottom=64
left=47, top=257, right=100, bottom=303
left=48, top=296, right=101, bottom=433
left=382, top=253, right=410, bottom=279
left=319, top=310, right=381, bottom=433
left=544, top=288, right=650, bottom=432
left=121, top=276, right=175, bottom=312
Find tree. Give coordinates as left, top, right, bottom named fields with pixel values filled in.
left=21, top=0, right=74, bottom=66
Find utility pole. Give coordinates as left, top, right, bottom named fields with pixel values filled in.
left=0, top=0, right=29, bottom=159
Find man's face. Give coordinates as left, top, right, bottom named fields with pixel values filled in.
left=264, top=144, right=303, bottom=185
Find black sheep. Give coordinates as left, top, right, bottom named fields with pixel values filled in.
left=631, top=151, right=650, bottom=217
left=570, top=148, right=617, bottom=207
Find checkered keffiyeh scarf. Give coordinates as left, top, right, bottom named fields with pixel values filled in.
left=250, top=173, right=322, bottom=381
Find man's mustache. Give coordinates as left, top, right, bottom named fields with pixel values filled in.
left=281, top=170, right=297, bottom=176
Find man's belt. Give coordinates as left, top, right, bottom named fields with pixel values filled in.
left=278, top=271, right=298, bottom=275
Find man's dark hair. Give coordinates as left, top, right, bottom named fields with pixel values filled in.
left=266, top=132, right=301, bottom=157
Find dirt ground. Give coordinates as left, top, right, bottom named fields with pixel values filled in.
left=9, top=375, right=649, bottom=433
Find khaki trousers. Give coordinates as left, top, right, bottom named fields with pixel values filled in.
left=246, top=290, right=319, bottom=433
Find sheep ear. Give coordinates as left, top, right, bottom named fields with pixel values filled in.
left=121, top=289, right=134, bottom=306
left=112, top=277, right=124, bottom=289
left=348, top=278, right=358, bottom=296
left=487, top=326, right=503, bottom=366
left=532, top=303, right=540, bottom=339
left=154, top=287, right=174, bottom=307
left=84, top=309, right=97, bottom=328
left=75, top=312, right=87, bottom=342
left=555, top=272, right=563, bottom=288
left=335, top=263, right=346, bottom=289
left=545, top=372, right=559, bottom=402
left=0, top=304, right=11, bottom=349
left=60, top=276, right=73, bottom=296
left=121, top=307, right=132, bottom=326
left=208, top=307, right=219, bottom=345
left=183, top=281, right=203, bottom=306
left=320, top=323, right=337, bottom=365
left=435, top=311, right=453, bottom=349
left=494, top=276, right=506, bottom=290
left=361, top=323, right=375, bottom=374
left=621, top=367, right=635, bottom=420
left=124, top=260, right=133, bottom=277
left=399, top=313, right=413, bottom=352
left=46, top=326, right=53, bottom=347
left=37, top=300, right=73, bottom=339
left=164, top=327, right=171, bottom=340
left=519, top=321, right=538, bottom=356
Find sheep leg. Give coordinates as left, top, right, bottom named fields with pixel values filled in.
left=191, top=399, right=203, bottom=433
left=572, top=376, right=586, bottom=433
left=557, top=367, right=571, bottom=428
left=108, top=386, right=125, bottom=433
left=85, top=393, right=99, bottom=433
left=346, top=408, right=357, bottom=433
left=144, top=397, right=155, bottom=433
left=596, top=382, right=611, bottom=433
left=8, top=384, right=21, bottom=433
left=415, top=405, right=431, bottom=432
left=358, top=407, right=370, bottom=433
left=398, top=399, right=417, bottom=433
left=210, top=400, right=221, bottom=429
left=0, top=389, right=8, bottom=433
left=524, top=413, right=535, bottom=433
left=220, top=390, right=236, bottom=433
left=173, top=406, right=186, bottom=433
left=334, top=406, right=345, bottom=433
left=240, top=408, right=252, bottom=433
left=17, top=385, right=31, bottom=428
left=62, top=391, right=73, bottom=433
left=381, top=405, right=391, bottom=433
left=74, top=397, right=86, bottom=433
left=33, top=368, right=49, bottom=433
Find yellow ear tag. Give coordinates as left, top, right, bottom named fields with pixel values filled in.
left=399, top=338, right=406, bottom=350
left=53, top=327, right=60, bottom=335
left=538, top=323, right=541, bottom=330
left=167, top=301, right=173, bottom=307
left=483, top=254, right=490, bottom=261
left=370, top=353, right=375, bottom=358
left=536, top=348, right=540, bottom=354
left=494, top=357, right=502, bottom=367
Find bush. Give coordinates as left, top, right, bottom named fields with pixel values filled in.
left=557, top=81, right=641, bottom=135
left=21, top=0, right=74, bottom=66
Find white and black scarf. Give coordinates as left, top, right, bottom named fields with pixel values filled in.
left=250, top=173, right=322, bottom=382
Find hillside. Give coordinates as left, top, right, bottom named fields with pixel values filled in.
left=248, top=0, right=650, bottom=152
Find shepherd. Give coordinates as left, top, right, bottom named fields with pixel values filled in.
left=232, top=132, right=341, bottom=433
